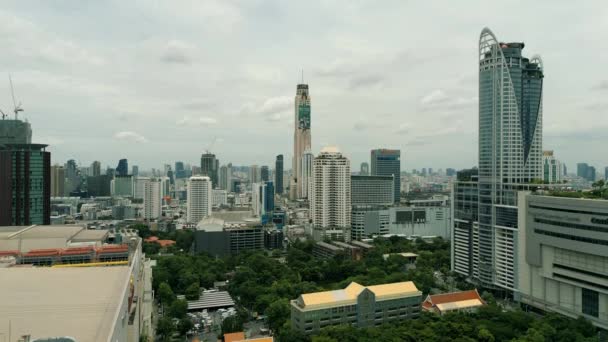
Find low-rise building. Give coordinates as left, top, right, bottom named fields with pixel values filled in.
left=312, top=240, right=373, bottom=260
left=291, top=281, right=422, bottom=334
left=517, top=193, right=608, bottom=330
left=194, top=217, right=264, bottom=257
left=422, top=289, right=485, bottom=315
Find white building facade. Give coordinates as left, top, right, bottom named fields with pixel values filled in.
left=143, top=178, right=162, bottom=220
left=187, top=176, right=212, bottom=224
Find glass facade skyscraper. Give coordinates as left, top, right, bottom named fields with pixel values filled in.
left=115, top=158, right=128, bottom=176
left=275, top=155, right=284, bottom=195
left=201, top=153, right=219, bottom=188
left=452, top=28, right=544, bottom=292
left=370, top=149, right=400, bottom=203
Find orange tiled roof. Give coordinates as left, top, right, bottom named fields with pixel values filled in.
left=426, top=289, right=483, bottom=305
left=157, top=240, right=176, bottom=247
left=224, top=332, right=246, bottom=342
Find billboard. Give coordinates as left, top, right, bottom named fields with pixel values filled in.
left=298, top=104, right=310, bottom=129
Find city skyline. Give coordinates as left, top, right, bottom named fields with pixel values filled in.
left=0, top=2, right=606, bottom=170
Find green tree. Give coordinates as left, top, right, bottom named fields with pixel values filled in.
left=221, top=315, right=244, bottom=336
left=185, top=282, right=200, bottom=300
left=265, top=299, right=290, bottom=332
left=157, top=282, right=175, bottom=305
left=178, top=317, right=194, bottom=336
left=169, top=299, right=188, bottom=319
left=156, top=317, right=175, bottom=341
left=477, top=327, right=495, bottom=342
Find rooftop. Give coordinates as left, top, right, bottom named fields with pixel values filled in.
left=0, top=266, right=130, bottom=341
left=422, top=289, right=485, bottom=313
left=0, top=225, right=109, bottom=253
left=297, top=281, right=420, bottom=310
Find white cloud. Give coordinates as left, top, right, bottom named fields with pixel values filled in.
left=420, top=89, right=448, bottom=105
left=113, top=131, right=148, bottom=143
left=176, top=116, right=218, bottom=126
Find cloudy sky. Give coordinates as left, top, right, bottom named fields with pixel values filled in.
left=1, top=1, right=607, bottom=172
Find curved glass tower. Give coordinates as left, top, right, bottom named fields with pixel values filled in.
left=453, top=28, right=544, bottom=292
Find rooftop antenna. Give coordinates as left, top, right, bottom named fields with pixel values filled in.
left=9, top=75, right=23, bottom=120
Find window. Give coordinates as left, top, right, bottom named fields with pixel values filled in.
left=582, top=288, right=599, bottom=318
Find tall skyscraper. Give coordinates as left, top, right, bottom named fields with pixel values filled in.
left=275, top=155, right=284, bottom=195
left=261, top=165, right=270, bottom=182
left=64, top=159, right=81, bottom=195
left=112, top=175, right=134, bottom=197
left=51, top=164, right=65, bottom=197
left=219, top=163, right=233, bottom=191
left=90, top=161, right=101, bottom=177
left=351, top=175, right=394, bottom=206
left=452, top=28, right=544, bottom=291
left=143, top=178, right=162, bottom=220
left=292, top=83, right=311, bottom=199
left=371, top=149, right=401, bottom=203
left=577, top=162, right=596, bottom=182
left=249, top=165, right=261, bottom=184
left=201, top=153, right=219, bottom=188
left=360, top=162, right=369, bottom=176
left=0, top=144, right=51, bottom=225
left=116, top=159, right=128, bottom=176
left=542, top=151, right=562, bottom=183
left=175, top=161, right=186, bottom=179
left=300, top=149, right=314, bottom=199
left=311, top=147, right=351, bottom=242
left=187, top=176, right=212, bottom=224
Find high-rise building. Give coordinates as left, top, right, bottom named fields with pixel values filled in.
left=446, top=168, right=456, bottom=177
left=292, top=83, right=312, bottom=199
left=249, top=165, right=261, bottom=184
left=200, top=153, right=219, bottom=188
left=542, top=151, right=562, bottom=184
left=275, top=155, right=284, bottom=195
left=360, top=162, right=369, bottom=176
left=87, top=175, right=111, bottom=197
left=0, top=118, right=32, bottom=144
left=90, top=161, right=101, bottom=177
left=351, top=175, right=394, bottom=206
left=371, top=149, right=401, bottom=203
left=0, top=143, right=51, bottom=225
left=265, top=181, right=275, bottom=214
left=64, top=159, right=81, bottom=196
left=252, top=182, right=266, bottom=218
left=134, top=177, right=149, bottom=199
left=132, top=165, right=139, bottom=177
left=311, top=147, right=351, bottom=242
left=219, top=163, right=233, bottom=191
left=452, top=28, right=544, bottom=291
left=300, top=150, right=314, bottom=199
left=112, top=175, right=134, bottom=197
left=577, top=162, right=596, bottom=182
left=261, top=165, right=270, bottom=182
left=175, top=161, right=186, bottom=179
left=116, top=159, right=128, bottom=176
left=143, top=178, right=162, bottom=220
left=187, top=176, right=212, bottom=224
left=51, top=164, right=65, bottom=197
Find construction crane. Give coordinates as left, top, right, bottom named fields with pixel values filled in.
left=9, top=75, right=23, bottom=120
left=205, top=136, right=217, bottom=154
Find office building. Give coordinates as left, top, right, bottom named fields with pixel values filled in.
left=51, top=164, right=65, bottom=197
left=371, top=149, right=401, bottom=203
left=195, top=217, right=264, bottom=257
left=300, top=149, right=314, bottom=199
left=517, top=193, right=608, bottom=330
left=143, top=178, right=162, bottom=220
left=360, top=162, right=369, bottom=176
left=175, top=161, right=186, bottom=179
left=446, top=168, right=456, bottom=177
left=0, top=143, right=51, bottom=226
left=275, top=155, right=284, bottom=195
left=213, top=189, right=228, bottom=208
left=252, top=182, right=272, bottom=219
left=116, top=158, right=128, bottom=176
left=292, top=83, right=312, bottom=199
left=577, top=163, right=596, bottom=182
left=542, top=151, right=563, bottom=184
left=112, top=175, right=134, bottom=197
left=90, top=160, right=101, bottom=177
left=249, top=165, right=261, bottom=184
left=64, top=159, right=81, bottom=195
left=88, top=174, right=112, bottom=197
left=219, top=163, right=233, bottom=191
left=291, top=281, right=422, bottom=334
left=312, top=240, right=374, bottom=260
left=452, top=28, right=544, bottom=292
left=201, top=153, right=219, bottom=188
left=0, top=118, right=32, bottom=144
left=261, top=165, right=270, bottom=182
left=311, top=147, right=351, bottom=242
left=265, top=181, right=275, bottom=214
left=132, top=165, right=139, bottom=177
left=187, top=176, right=212, bottom=224
left=134, top=176, right=149, bottom=199
left=351, top=175, right=394, bottom=206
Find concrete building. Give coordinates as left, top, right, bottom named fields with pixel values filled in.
left=143, top=178, right=162, bottom=220
left=275, top=155, right=284, bottom=195
left=360, top=162, right=369, bottom=176
left=300, top=149, right=314, bottom=199
left=311, top=147, right=351, bottom=242
left=351, top=175, right=394, bottom=206
left=112, top=175, right=134, bottom=197
left=313, top=240, right=373, bottom=260
left=115, top=158, right=128, bottom=176
left=219, top=163, right=233, bottom=191
left=51, top=164, right=65, bottom=197
left=91, top=160, right=101, bottom=177
left=452, top=28, right=544, bottom=292
left=134, top=176, right=149, bottom=200
left=88, top=174, right=112, bottom=197
left=292, top=83, right=312, bottom=199
left=517, top=193, right=608, bottom=330
left=194, top=217, right=264, bottom=257
left=291, top=281, right=422, bottom=334
left=0, top=225, right=152, bottom=341
left=371, top=149, right=401, bottom=203
left=249, top=165, right=261, bottom=184
left=0, top=143, right=51, bottom=226
left=213, top=189, right=228, bottom=208
left=543, top=151, right=563, bottom=184
left=261, top=165, right=270, bottom=182
left=187, top=176, right=212, bottom=224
